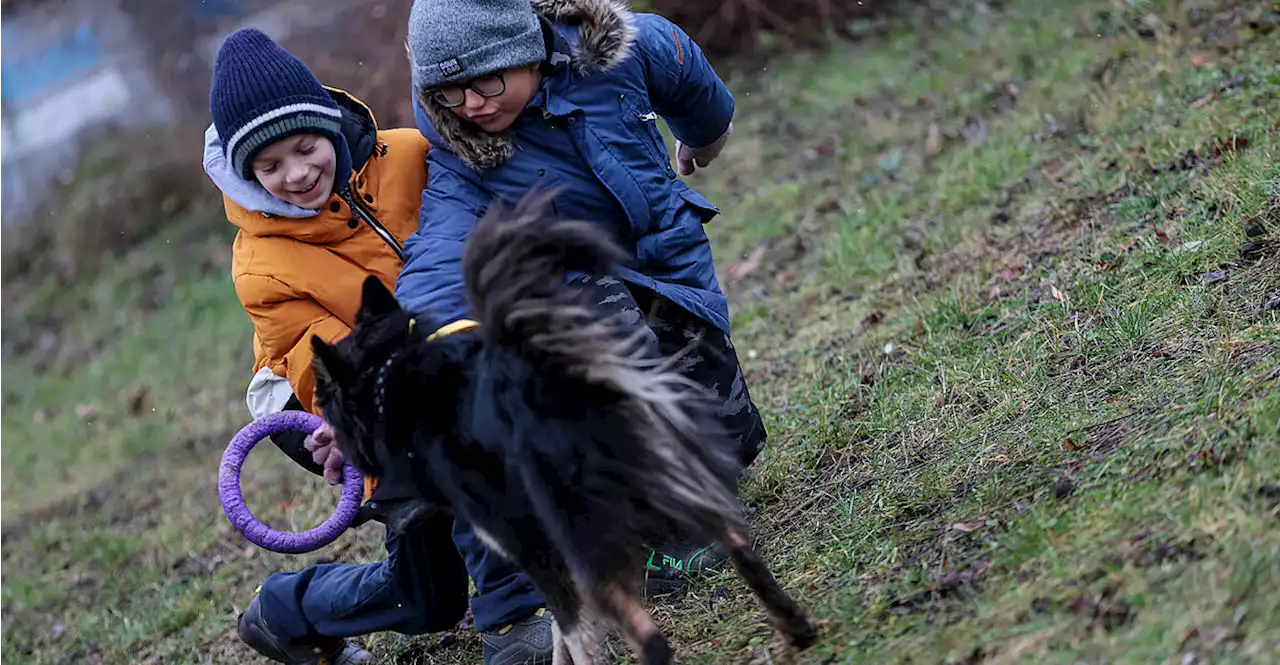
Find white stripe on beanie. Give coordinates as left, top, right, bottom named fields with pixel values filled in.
left=226, top=102, right=343, bottom=162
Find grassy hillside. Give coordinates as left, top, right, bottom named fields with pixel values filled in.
left=2, top=0, right=1277, bottom=663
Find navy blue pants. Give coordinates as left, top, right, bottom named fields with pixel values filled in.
left=256, top=514, right=544, bottom=641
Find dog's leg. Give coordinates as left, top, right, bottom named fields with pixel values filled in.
left=552, top=617, right=573, bottom=665
left=719, top=522, right=820, bottom=650
left=561, top=614, right=604, bottom=665
left=598, top=583, right=671, bottom=665
left=548, top=596, right=597, bottom=665
left=509, top=553, right=587, bottom=665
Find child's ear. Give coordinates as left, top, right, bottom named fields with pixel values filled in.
left=358, top=275, right=402, bottom=321
left=311, top=337, right=350, bottom=395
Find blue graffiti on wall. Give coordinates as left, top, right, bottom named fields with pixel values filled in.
left=1, top=22, right=104, bottom=106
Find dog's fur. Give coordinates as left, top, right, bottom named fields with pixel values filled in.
left=310, top=192, right=819, bottom=664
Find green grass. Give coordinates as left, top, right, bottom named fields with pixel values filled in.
left=1, top=222, right=251, bottom=515
left=3, top=0, right=1279, bottom=663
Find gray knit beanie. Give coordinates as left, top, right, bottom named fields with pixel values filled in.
left=408, top=0, right=546, bottom=91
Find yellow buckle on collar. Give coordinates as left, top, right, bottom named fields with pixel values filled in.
left=422, top=318, right=481, bottom=341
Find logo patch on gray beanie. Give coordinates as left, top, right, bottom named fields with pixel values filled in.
left=438, top=58, right=463, bottom=77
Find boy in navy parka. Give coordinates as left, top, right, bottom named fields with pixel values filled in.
left=397, top=0, right=767, bottom=597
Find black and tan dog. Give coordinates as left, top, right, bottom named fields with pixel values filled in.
left=311, top=193, right=819, bottom=664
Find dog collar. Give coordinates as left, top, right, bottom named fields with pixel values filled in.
left=375, top=318, right=481, bottom=417
left=410, top=317, right=481, bottom=340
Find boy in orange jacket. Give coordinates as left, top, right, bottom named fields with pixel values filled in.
left=203, top=28, right=551, bottom=665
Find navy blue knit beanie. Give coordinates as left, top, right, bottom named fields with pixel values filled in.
left=210, top=28, right=351, bottom=186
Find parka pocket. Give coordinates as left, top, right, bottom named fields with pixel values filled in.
left=677, top=186, right=722, bottom=225
left=620, top=94, right=676, bottom=178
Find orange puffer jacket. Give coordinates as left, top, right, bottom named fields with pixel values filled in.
left=205, top=88, right=427, bottom=417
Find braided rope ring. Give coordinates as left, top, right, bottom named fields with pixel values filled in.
left=218, top=411, right=363, bottom=554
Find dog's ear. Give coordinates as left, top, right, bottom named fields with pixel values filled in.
left=311, top=336, right=351, bottom=395
left=358, top=275, right=402, bottom=322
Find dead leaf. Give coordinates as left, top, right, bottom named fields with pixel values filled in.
left=936, top=560, right=990, bottom=590
left=950, top=521, right=985, bottom=533
left=123, top=385, right=150, bottom=416
left=725, top=244, right=766, bottom=282
left=1190, top=90, right=1219, bottom=109
left=1189, top=53, right=1208, bottom=67
left=813, top=196, right=841, bottom=215
left=1050, top=284, right=1067, bottom=302
left=1155, top=227, right=1173, bottom=246
left=1210, top=136, right=1249, bottom=157
left=854, top=310, right=885, bottom=336
left=924, top=122, right=943, bottom=156
left=1063, top=436, right=1080, bottom=452
left=75, top=403, right=102, bottom=420
left=1181, top=625, right=1234, bottom=652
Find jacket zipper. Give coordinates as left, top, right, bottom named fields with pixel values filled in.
left=339, top=187, right=406, bottom=262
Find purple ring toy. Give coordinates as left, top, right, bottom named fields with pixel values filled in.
left=218, top=411, right=364, bottom=554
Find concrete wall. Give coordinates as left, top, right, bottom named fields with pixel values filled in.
left=1, top=0, right=176, bottom=223
left=0, top=0, right=400, bottom=226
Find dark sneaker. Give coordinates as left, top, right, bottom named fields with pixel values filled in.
left=237, top=595, right=374, bottom=665
left=643, top=542, right=730, bottom=598
left=481, top=608, right=555, bottom=665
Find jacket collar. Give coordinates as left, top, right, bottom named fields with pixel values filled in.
left=416, top=0, right=637, bottom=171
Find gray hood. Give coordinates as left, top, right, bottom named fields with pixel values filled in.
left=202, top=123, right=319, bottom=219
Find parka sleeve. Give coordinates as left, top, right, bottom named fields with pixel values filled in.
left=637, top=14, right=735, bottom=149
left=234, top=273, right=352, bottom=414
left=394, top=150, right=489, bottom=325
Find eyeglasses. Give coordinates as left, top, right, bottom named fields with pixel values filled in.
left=427, top=73, right=506, bottom=108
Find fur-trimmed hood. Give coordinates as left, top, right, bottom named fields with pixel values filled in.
left=415, top=0, right=636, bottom=170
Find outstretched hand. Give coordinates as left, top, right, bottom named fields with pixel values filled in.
left=674, top=122, right=733, bottom=177
left=303, top=422, right=345, bottom=486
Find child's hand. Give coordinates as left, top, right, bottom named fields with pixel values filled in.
left=674, top=122, right=733, bottom=177
left=303, top=422, right=345, bottom=485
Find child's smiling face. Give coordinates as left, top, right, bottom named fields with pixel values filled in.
left=251, top=133, right=337, bottom=210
